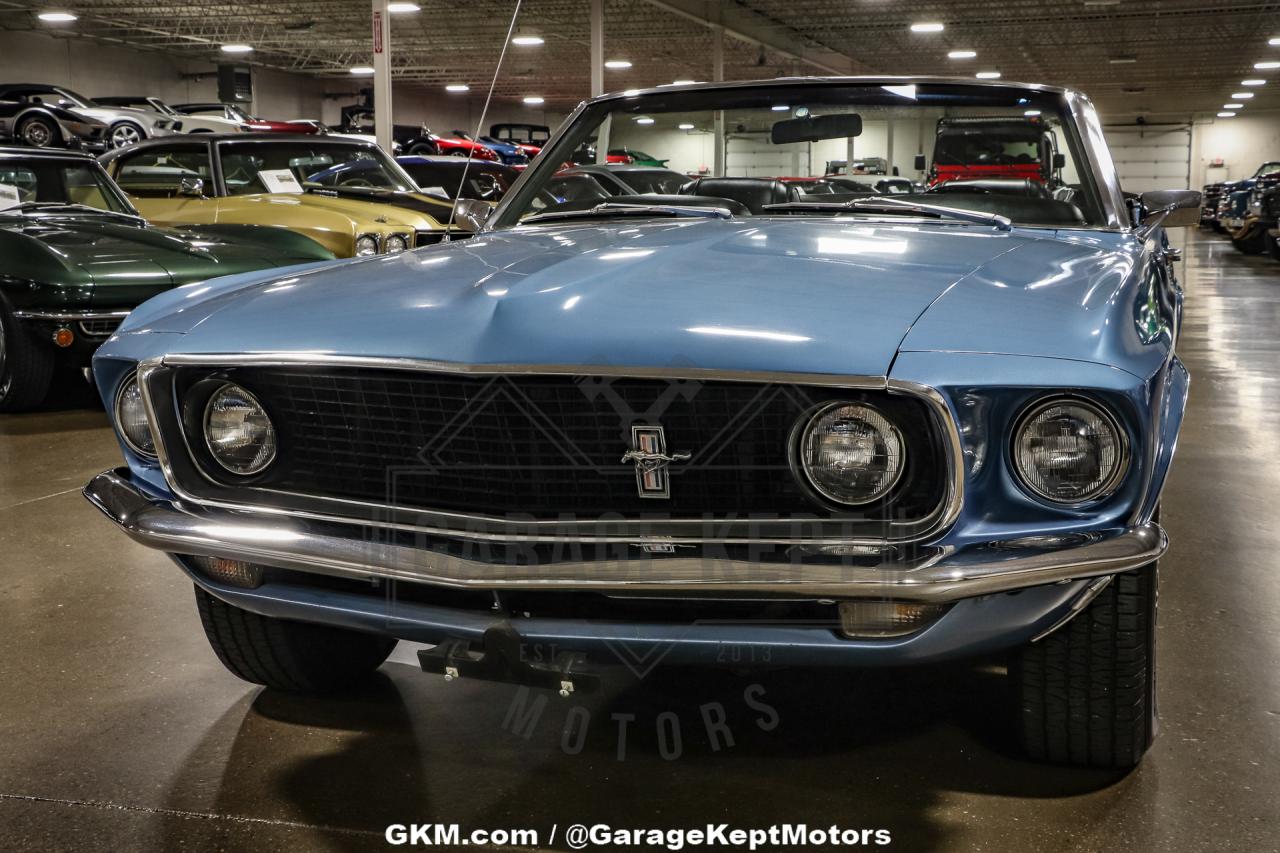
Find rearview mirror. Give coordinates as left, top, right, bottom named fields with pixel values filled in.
left=1140, top=189, right=1201, bottom=229
left=178, top=176, right=204, bottom=197
left=914, top=154, right=927, bottom=171
left=453, top=197, right=491, bottom=233
left=771, top=113, right=862, bottom=145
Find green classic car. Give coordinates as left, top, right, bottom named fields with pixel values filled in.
left=0, top=146, right=335, bottom=412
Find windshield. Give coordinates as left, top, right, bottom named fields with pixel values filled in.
left=0, top=158, right=134, bottom=215
left=1255, top=162, right=1280, bottom=176
left=401, top=161, right=516, bottom=201
left=498, top=82, right=1105, bottom=229
left=218, top=141, right=416, bottom=195
left=934, top=123, right=1045, bottom=166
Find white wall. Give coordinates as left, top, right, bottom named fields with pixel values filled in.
left=1190, top=112, right=1280, bottom=188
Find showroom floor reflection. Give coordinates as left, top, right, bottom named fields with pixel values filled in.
left=1, top=229, right=1277, bottom=853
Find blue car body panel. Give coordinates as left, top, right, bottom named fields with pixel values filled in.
left=91, top=206, right=1186, bottom=663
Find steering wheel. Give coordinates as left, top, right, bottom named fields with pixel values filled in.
left=340, top=177, right=375, bottom=188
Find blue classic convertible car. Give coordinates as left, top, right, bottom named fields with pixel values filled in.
left=85, top=78, right=1195, bottom=769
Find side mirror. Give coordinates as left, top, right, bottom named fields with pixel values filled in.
left=1139, top=189, right=1201, bottom=230
left=453, top=197, right=491, bottom=232
left=178, top=176, right=204, bottom=197
left=914, top=154, right=926, bottom=172
left=1053, top=153, right=1066, bottom=170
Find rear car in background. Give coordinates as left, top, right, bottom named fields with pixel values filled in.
left=172, top=103, right=313, bottom=134
left=1200, top=181, right=1226, bottom=230
left=0, top=146, right=333, bottom=411
left=0, top=93, right=106, bottom=151
left=923, top=115, right=1063, bottom=187
left=489, top=122, right=549, bottom=157
left=94, top=96, right=244, bottom=136
left=100, top=134, right=455, bottom=257
left=86, top=77, right=1195, bottom=769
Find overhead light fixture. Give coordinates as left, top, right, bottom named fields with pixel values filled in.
left=771, top=104, right=790, bottom=111
left=1024, top=109, right=1041, bottom=116
left=221, top=44, right=253, bottom=53
left=1109, top=56, right=1137, bottom=64
left=523, top=95, right=544, bottom=104
left=512, top=34, right=544, bottom=46
left=976, top=71, right=1001, bottom=79
left=1255, top=61, right=1280, bottom=69
left=1224, top=103, right=1245, bottom=109
left=910, top=22, right=944, bottom=33
left=37, top=10, right=77, bottom=21
left=387, top=1, right=420, bottom=11
left=1218, top=111, right=1237, bottom=117
left=445, top=84, right=469, bottom=93
left=1242, top=79, right=1267, bottom=85
left=636, top=117, right=655, bottom=125
left=1270, top=36, right=1280, bottom=45
left=947, top=50, right=976, bottom=59
left=350, top=65, right=375, bottom=75
left=604, top=59, right=632, bottom=69
left=678, top=123, right=695, bottom=130
left=1232, top=92, right=1255, bottom=99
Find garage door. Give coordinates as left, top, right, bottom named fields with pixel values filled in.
left=1104, top=125, right=1191, bottom=193
left=726, top=133, right=810, bottom=177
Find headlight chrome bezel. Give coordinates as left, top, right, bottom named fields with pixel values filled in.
left=113, top=372, right=158, bottom=459
left=354, top=233, right=380, bottom=256
left=1010, top=396, right=1131, bottom=507
left=202, top=382, right=278, bottom=477
left=385, top=233, right=409, bottom=254
left=794, top=401, right=908, bottom=507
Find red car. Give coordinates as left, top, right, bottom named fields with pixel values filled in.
left=924, top=116, right=1063, bottom=187
left=171, top=102, right=316, bottom=134
left=424, top=130, right=498, bottom=161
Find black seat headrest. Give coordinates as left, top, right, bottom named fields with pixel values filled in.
left=678, top=177, right=800, bottom=214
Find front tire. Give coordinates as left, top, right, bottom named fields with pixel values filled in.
left=1230, top=224, right=1268, bottom=253
left=108, top=121, right=145, bottom=149
left=1011, top=563, right=1158, bottom=769
left=194, top=585, right=397, bottom=693
left=0, top=301, right=55, bottom=412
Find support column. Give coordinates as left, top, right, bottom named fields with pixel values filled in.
left=590, top=0, right=604, bottom=98
left=712, top=24, right=725, bottom=176
left=372, top=0, right=393, bottom=153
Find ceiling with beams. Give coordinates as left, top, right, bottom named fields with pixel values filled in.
left=3, top=0, right=1280, bottom=120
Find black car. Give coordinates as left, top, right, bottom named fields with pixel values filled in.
left=0, top=87, right=108, bottom=150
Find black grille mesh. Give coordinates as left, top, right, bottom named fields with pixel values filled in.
left=180, top=367, right=945, bottom=521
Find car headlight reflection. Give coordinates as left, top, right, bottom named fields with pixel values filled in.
left=1012, top=398, right=1128, bottom=504
left=204, top=383, right=277, bottom=476
left=799, top=402, right=905, bottom=505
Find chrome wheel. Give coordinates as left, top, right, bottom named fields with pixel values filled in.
left=19, top=118, right=55, bottom=148
left=110, top=123, right=143, bottom=149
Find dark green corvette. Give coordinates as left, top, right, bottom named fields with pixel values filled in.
left=0, top=146, right=335, bottom=411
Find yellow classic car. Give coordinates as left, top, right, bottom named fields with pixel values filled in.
left=98, top=135, right=465, bottom=257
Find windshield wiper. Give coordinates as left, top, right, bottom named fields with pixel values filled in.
left=762, top=196, right=1012, bottom=231
left=522, top=202, right=735, bottom=225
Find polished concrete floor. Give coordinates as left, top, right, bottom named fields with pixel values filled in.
left=1, top=228, right=1278, bottom=852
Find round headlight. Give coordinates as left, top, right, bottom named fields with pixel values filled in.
left=798, top=403, right=905, bottom=506
left=385, top=234, right=408, bottom=254
left=354, top=234, right=379, bottom=256
left=1012, top=398, right=1128, bottom=504
left=204, top=383, right=277, bottom=476
left=114, top=374, right=156, bottom=457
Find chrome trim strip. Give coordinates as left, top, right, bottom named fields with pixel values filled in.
left=13, top=309, right=131, bottom=321
left=1030, top=574, right=1114, bottom=642
left=135, top=354, right=965, bottom=545
left=84, top=469, right=1164, bottom=604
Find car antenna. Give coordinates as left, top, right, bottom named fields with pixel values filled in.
left=445, top=0, right=523, bottom=240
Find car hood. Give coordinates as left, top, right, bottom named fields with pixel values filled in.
left=135, top=217, right=1050, bottom=377
left=220, top=193, right=435, bottom=228
left=8, top=216, right=314, bottom=290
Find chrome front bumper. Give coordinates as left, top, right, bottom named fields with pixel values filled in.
left=85, top=469, right=1167, bottom=604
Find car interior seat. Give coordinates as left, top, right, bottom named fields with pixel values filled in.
left=677, top=177, right=801, bottom=214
